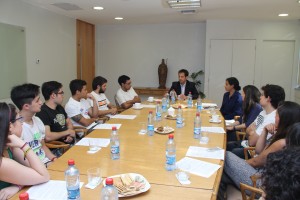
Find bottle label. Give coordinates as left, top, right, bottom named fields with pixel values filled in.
left=111, top=145, right=119, bottom=154
left=194, top=127, right=201, bottom=135
left=176, top=118, right=183, bottom=128
left=166, top=154, right=176, bottom=165
left=162, top=104, right=167, bottom=112
left=67, top=187, right=80, bottom=199
left=156, top=112, right=161, bottom=121
left=188, top=100, right=193, bottom=108
left=147, top=124, right=154, bottom=131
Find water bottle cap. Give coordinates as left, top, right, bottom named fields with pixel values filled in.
left=68, top=159, right=75, bottom=165
left=19, top=192, right=29, bottom=200
left=105, top=178, right=114, bottom=185
left=178, top=105, right=181, bottom=108
left=168, top=134, right=174, bottom=139
left=112, top=126, right=117, bottom=131
left=196, top=113, right=200, bottom=117
left=149, top=111, right=153, bottom=114
left=189, top=92, right=191, bottom=94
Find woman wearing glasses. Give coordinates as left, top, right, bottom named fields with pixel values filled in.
left=0, top=103, right=49, bottom=199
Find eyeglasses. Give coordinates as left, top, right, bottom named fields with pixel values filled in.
left=56, top=91, right=64, bottom=95
left=10, top=116, right=24, bottom=123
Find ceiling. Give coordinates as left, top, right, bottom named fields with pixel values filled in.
left=23, top=0, right=300, bottom=25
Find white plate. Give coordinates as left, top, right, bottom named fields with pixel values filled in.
left=164, top=115, right=177, bottom=120
left=209, top=119, right=222, bottom=123
left=154, top=127, right=175, bottom=134
left=147, top=100, right=154, bottom=103
left=132, top=106, right=143, bottom=110
left=103, top=173, right=151, bottom=197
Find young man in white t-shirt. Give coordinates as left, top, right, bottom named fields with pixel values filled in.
left=65, top=79, right=99, bottom=128
left=227, top=84, right=285, bottom=158
left=11, top=83, right=57, bottom=166
left=116, top=75, right=141, bottom=109
left=90, top=76, right=117, bottom=116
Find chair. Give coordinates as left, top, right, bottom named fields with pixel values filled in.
left=233, top=116, right=247, bottom=141
left=45, top=140, right=70, bottom=154
left=244, top=147, right=256, bottom=160
left=240, top=183, right=263, bottom=200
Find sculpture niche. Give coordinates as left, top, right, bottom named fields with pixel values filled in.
left=158, top=59, right=168, bottom=89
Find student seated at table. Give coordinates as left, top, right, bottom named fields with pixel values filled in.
left=220, top=77, right=243, bottom=120
left=168, top=69, right=199, bottom=100
left=115, top=75, right=141, bottom=109
left=260, top=147, right=300, bottom=200
left=218, top=101, right=300, bottom=199
left=0, top=103, right=49, bottom=199
left=65, top=79, right=99, bottom=130
left=226, top=85, right=262, bottom=141
left=36, top=81, right=76, bottom=156
left=11, top=83, right=58, bottom=166
left=227, top=84, right=285, bottom=158
left=90, top=76, right=118, bottom=116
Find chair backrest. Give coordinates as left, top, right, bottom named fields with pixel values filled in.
left=240, top=183, right=263, bottom=200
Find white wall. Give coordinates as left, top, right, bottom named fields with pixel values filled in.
left=205, top=20, right=300, bottom=101
left=96, top=23, right=206, bottom=102
left=0, top=0, right=76, bottom=104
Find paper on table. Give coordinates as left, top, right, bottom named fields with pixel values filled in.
left=225, top=120, right=235, bottom=126
left=201, top=127, right=226, bottom=134
left=109, top=114, right=136, bottom=120
left=27, top=180, right=84, bottom=200
left=141, top=104, right=156, bottom=108
left=93, top=124, right=122, bottom=130
left=201, top=103, right=218, bottom=107
left=76, top=138, right=110, bottom=147
left=176, top=157, right=221, bottom=178
left=186, top=146, right=225, bottom=160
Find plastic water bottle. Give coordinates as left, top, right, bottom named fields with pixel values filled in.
left=165, top=134, right=176, bottom=171
left=194, top=113, right=201, bottom=139
left=165, top=93, right=170, bottom=108
left=162, top=97, right=167, bottom=112
left=65, top=159, right=81, bottom=200
left=197, top=97, right=202, bottom=112
left=101, top=178, right=119, bottom=200
left=111, top=126, right=120, bottom=160
left=176, top=106, right=183, bottom=128
left=19, top=192, right=29, bottom=200
left=147, top=111, right=154, bottom=136
left=187, top=92, right=193, bottom=108
left=170, top=90, right=176, bottom=104
left=155, top=102, right=162, bottom=121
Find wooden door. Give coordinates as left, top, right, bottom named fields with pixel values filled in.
left=76, top=19, right=95, bottom=92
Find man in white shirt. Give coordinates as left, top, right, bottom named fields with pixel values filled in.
left=91, top=76, right=117, bottom=116
left=65, top=79, right=99, bottom=128
left=227, top=84, right=285, bottom=158
left=116, top=75, right=141, bottom=109
left=11, top=83, right=57, bottom=166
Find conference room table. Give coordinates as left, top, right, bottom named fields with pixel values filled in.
left=13, top=100, right=226, bottom=200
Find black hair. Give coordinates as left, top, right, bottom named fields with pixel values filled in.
left=267, top=101, right=300, bottom=148
left=0, top=103, right=17, bottom=165
left=118, top=75, right=130, bottom=86
left=226, top=77, right=241, bottom=91
left=286, top=122, right=300, bottom=148
left=92, top=76, right=107, bottom=91
left=261, top=84, right=285, bottom=109
left=178, top=69, right=189, bottom=77
left=262, top=147, right=300, bottom=200
left=10, top=83, right=40, bottom=110
left=69, top=79, right=87, bottom=95
left=41, top=81, right=63, bottom=100
left=242, top=85, right=261, bottom=123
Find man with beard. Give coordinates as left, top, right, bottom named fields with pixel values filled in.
left=91, top=76, right=118, bottom=116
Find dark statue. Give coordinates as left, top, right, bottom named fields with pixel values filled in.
left=158, top=59, right=168, bottom=89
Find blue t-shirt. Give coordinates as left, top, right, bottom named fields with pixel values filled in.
left=220, top=91, right=243, bottom=120
left=239, top=103, right=263, bottom=127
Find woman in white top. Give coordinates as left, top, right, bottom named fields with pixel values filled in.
left=0, top=103, right=49, bottom=199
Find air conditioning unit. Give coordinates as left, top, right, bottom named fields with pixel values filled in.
left=161, top=0, right=201, bottom=9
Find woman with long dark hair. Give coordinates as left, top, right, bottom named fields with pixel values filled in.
left=226, top=85, right=262, bottom=133
left=0, top=103, right=49, bottom=199
left=220, top=77, right=243, bottom=120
